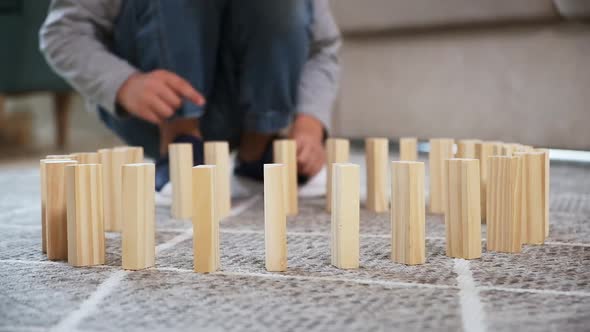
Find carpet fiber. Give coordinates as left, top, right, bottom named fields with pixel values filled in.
left=0, top=157, right=589, bottom=332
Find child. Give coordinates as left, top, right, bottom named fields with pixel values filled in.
left=40, top=0, right=341, bottom=190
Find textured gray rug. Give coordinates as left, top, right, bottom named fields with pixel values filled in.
left=0, top=158, right=589, bottom=332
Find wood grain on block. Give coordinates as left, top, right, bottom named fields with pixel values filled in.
left=264, top=164, right=287, bottom=272
left=98, top=148, right=126, bottom=231
left=487, top=156, right=522, bottom=253
left=325, top=138, right=350, bottom=212
left=331, top=163, right=360, bottom=269
left=399, top=137, right=418, bottom=161
left=535, top=149, right=550, bottom=237
left=476, top=141, right=502, bottom=223
left=45, top=159, right=78, bottom=260
left=192, top=165, right=219, bottom=273
left=428, top=138, right=454, bottom=214
left=516, top=152, right=547, bottom=244
left=273, top=139, right=298, bottom=216
left=204, top=141, right=231, bottom=219
left=444, top=159, right=481, bottom=259
left=70, top=152, right=99, bottom=164
left=122, top=163, right=155, bottom=270
left=169, top=143, right=193, bottom=219
left=391, top=161, right=425, bottom=265
left=66, top=164, right=105, bottom=267
left=365, top=138, right=389, bottom=213
left=457, top=139, right=481, bottom=158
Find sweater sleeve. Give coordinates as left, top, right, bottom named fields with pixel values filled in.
left=297, top=0, right=342, bottom=132
left=39, top=0, right=137, bottom=114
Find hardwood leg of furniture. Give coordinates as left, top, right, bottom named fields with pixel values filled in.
left=54, top=92, right=72, bottom=149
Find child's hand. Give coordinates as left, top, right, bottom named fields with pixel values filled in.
left=116, top=70, right=205, bottom=124
left=290, top=114, right=325, bottom=177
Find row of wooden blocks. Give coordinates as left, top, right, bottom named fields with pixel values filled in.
left=324, top=137, right=549, bottom=265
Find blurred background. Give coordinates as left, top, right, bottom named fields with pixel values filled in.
left=1, top=0, right=589, bottom=165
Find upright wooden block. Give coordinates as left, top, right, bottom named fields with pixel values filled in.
left=122, top=163, right=155, bottom=270
left=391, top=161, right=425, bottom=265
left=115, top=146, right=144, bottom=163
left=264, top=164, right=287, bottom=272
left=516, top=152, right=547, bottom=244
left=40, top=160, right=48, bottom=253
left=475, top=141, right=502, bottom=223
left=501, top=143, right=525, bottom=156
left=169, top=143, right=194, bottom=219
left=487, top=156, right=522, bottom=253
left=98, top=148, right=127, bottom=231
left=365, top=138, right=389, bottom=213
left=325, top=138, right=350, bottom=212
left=429, top=138, right=454, bottom=214
left=331, top=163, right=360, bottom=269
left=444, top=159, right=481, bottom=259
left=535, top=148, right=550, bottom=237
left=273, top=139, right=298, bottom=216
left=399, top=137, right=418, bottom=161
left=40, top=158, right=76, bottom=253
left=192, top=165, right=219, bottom=273
left=45, top=159, right=78, bottom=260
left=66, top=164, right=105, bottom=267
left=70, top=152, right=99, bottom=164
left=457, top=139, right=481, bottom=158
left=204, top=141, right=231, bottom=219
left=127, top=146, right=144, bottom=163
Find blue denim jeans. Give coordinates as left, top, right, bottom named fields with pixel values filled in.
left=99, top=0, right=312, bottom=158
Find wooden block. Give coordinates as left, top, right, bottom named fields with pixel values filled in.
left=457, top=139, right=481, bottom=158
left=428, top=138, right=454, bottom=214
left=365, top=138, right=389, bottom=213
left=192, top=165, right=219, bottom=273
left=331, top=163, right=360, bottom=269
left=98, top=148, right=127, bottom=231
left=475, top=141, right=502, bottom=223
left=66, top=164, right=105, bottom=266
left=70, top=152, right=99, bottom=164
left=535, top=149, right=550, bottom=237
left=399, top=137, right=418, bottom=161
left=115, top=146, right=144, bottom=163
left=40, top=158, right=76, bottom=253
left=122, top=163, right=155, bottom=270
left=391, top=161, right=426, bottom=265
left=325, top=138, right=350, bottom=212
left=488, top=141, right=504, bottom=155
left=487, top=156, right=522, bottom=253
left=264, top=164, right=287, bottom=272
left=273, top=139, right=298, bottom=216
left=204, top=141, right=231, bottom=219
left=169, top=143, right=194, bottom=219
left=515, top=152, right=547, bottom=244
left=444, top=158, right=482, bottom=259
left=501, top=143, right=525, bottom=156
left=45, top=159, right=78, bottom=260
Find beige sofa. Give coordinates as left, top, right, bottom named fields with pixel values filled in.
left=331, top=0, right=590, bottom=150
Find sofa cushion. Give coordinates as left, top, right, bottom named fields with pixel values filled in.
left=331, top=0, right=557, bottom=33
left=554, top=0, right=590, bottom=19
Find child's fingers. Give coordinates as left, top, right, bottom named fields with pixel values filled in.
left=161, top=71, right=206, bottom=106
